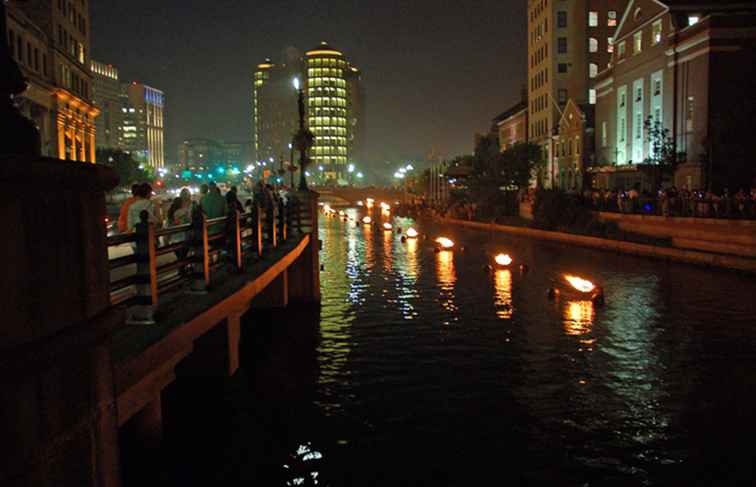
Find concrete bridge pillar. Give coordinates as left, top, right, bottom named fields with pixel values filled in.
left=176, top=312, right=243, bottom=378
left=253, top=272, right=289, bottom=309
left=0, top=157, right=121, bottom=487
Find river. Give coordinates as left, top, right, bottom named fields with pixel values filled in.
left=141, top=208, right=756, bottom=486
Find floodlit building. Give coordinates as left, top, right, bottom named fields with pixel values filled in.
left=593, top=0, right=756, bottom=191
left=494, top=92, right=529, bottom=151
left=252, top=49, right=301, bottom=167
left=253, top=43, right=364, bottom=184
left=5, top=0, right=98, bottom=162
left=527, top=0, right=629, bottom=186
left=121, top=82, right=165, bottom=170
left=91, top=60, right=122, bottom=149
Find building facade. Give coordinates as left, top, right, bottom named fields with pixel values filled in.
left=554, top=100, right=594, bottom=190
left=253, top=50, right=301, bottom=166
left=527, top=0, right=629, bottom=186
left=90, top=60, right=121, bottom=149
left=494, top=100, right=529, bottom=151
left=5, top=0, right=98, bottom=162
left=594, top=0, right=756, bottom=191
left=253, top=43, right=364, bottom=184
left=121, top=82, right=165, bottom=170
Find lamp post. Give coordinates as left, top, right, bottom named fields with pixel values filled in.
left=1, top=0, right=41, bottom=156
left=292, top=77, right=314, bottom=191
left=288, top=142, right=295, bottom=188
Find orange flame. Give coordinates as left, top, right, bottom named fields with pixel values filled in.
left=495, top=254, right=513, bottom=266
left=362, top=216, right=372, bottom=224
left=383, top=222, right=393, bottom=230
left=435, top=237, right=454, bottom=249
left=406, top=227, right=419, bottom=238
left=564, top=275, right=596, bottom=293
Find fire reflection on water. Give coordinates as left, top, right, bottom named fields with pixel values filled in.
left=564, top=301, right=595, bottom=336
left=436, top=250, right=458, bottom=317
left=493, top=270, right=513, bottom=319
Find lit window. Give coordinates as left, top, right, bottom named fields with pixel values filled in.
left=634, top=31, right=642, bottom=54
left=608, top=39, right=614, bottom=53
left=652, top=20, right=662, bottom=45
left=589, top=63, right=598, bottom=78
left=688, top=15, right=700, bottom=26
left=618, top=41, right=626, bottom=59
left=589, top=11, right=598, bottom=27
left=608, top=11, right=617, bottom=27
left=589, top=89, right=596, bottom=105
left=589, top=38, right=598, bottom=53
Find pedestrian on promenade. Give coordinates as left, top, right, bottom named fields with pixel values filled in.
left=127, top=183, right=161, bottom=232
left=200, top=182, right=227, bottom=219
left=225, top=186, right=243, bottom=214
left=117, top=184, right=139, bottom=233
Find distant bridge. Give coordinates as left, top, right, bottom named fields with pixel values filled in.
left=315, top=186, right=406, bottom=207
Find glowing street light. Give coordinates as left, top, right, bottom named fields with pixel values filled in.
left=356, top=172, right=364, bottom=179
left=348, top=164, right=355, bottom=173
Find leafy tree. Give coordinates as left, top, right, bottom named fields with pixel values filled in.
left=96, top=148, right=152, bottom=187
left=499, top=141, right=543, bottom=190
left=643, top=116, right=678, bottom=170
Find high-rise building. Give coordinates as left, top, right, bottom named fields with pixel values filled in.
left=304, top=42, right=363, bottom=182
left=177, top=138, right=225, bottom=168
left=252, top=50, right=300, bottom=166
left=121, top=82, right=165, bottom=170
left=90, top=60, right=122, bottom=149
left=253, top=43, right=364, bottom=184
left=5, top=0, right=98, bottom=162
left=527, top=0, right=628, bottom=186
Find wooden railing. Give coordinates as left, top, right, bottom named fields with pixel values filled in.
left=107, top=196, right=314, bottom=323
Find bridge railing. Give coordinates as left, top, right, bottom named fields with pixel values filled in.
left=107, top=197, right=308, bottom=323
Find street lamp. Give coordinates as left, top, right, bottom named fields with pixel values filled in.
left=292, top=77, right=314, bottom=190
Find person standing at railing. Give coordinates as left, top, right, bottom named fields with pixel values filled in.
left=225, top=186, right=243, bottom=214
left=117, top=184, right=139, bottom=234
left=200, top=182, right=227, bottom=237
left=127, top=183, right=161, bottom=232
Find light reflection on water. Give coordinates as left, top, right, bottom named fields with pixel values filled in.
left=296, top=211, right=756, bottom=484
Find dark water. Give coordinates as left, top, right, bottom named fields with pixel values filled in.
left=133, top=209, right=756, bottom=486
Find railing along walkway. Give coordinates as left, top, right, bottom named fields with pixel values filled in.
left=107, top=198, right=310, bottom=325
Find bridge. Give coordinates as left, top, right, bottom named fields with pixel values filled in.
left=0, top=158, right=321, bottom=487
left=315, top=185, right=406, bottom=207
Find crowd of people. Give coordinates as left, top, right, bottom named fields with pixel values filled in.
left=115, top=181, right=290, bottom=236
left=576, top=187, right=756, bottom=219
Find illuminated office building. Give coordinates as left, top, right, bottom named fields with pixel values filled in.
left=121, top=82, right=165, bottom=170
left=252, top=48, right=301, bottom=165
left=253, top=43, right=363, bottom=184
left=305, top=42, right=363, bottom=182
left=91, top=60, right=122, bottom=149
left=528, top=0, right=628, bottom=186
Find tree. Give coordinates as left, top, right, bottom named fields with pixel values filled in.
left=643, top=116, right=678, bottom=170
left=96, top=148, right=152, bottom=187
left=499, top=141, right=543, bottom=190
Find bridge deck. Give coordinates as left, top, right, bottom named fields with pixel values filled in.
left=111, top=234, right=310, bottom=424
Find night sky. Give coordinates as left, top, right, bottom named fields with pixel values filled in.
left=91, top=0, right=527, bottom=168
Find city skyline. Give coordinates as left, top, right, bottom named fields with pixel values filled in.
left=90, top=0, right=528, bottom=166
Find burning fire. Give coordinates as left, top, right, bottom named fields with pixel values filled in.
left=564, top=275, right=596, bottom=293
left=406, top=227, right=419, bottom=238
left=339, top=210, right=345, bottom=216
left=357, top=200, right=364, bottom=206
left=495, top=254, right=513, bottom=267
left=366, top=198, right=375, bottom=207
left=380, top=202, right=391, bottom=210
left=383, top=222, right=393, bottom=230
left=362, top=216, right=372, bottom=224
left=435, top=237, right=455, bottom=249
left=323, top=204, right=332, bottom=213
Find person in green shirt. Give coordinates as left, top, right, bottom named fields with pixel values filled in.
left=200, top=182, right=227, bottom=219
